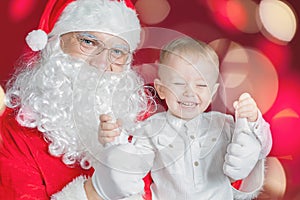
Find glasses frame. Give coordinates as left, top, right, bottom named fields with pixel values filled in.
left=74, top=32, right=132, bottom=66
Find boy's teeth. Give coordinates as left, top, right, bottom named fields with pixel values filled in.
left=181, top=102, right=195, bottom=106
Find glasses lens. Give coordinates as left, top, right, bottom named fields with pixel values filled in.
left=77, top=34, right=103, bottom=56
left=108, top=48, right=131, bottom=65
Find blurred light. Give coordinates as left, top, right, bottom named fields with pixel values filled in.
left=271, top=117, right=300, bottom=157
left=210, top=39, right=248, bottom=88
left=171, top=21, right=220, bottom=42
left=273, top=108, right=299, bottom=119
left=266, top=76, right=300, bottom=157
left=135, top=27, right=188, bottom=82
left=256, top=38, right=292, bottom=73
left=209, top=38, right=242, bottom=60
left=258, top=0, right=298, bottom=43
left=218, top=47, right=278, bottom=114
left=135, top=0, right=170, bottom=25
left=0, top=85, right=5, bottom=116
left=222, top=49, right=249, bottom=88
left=206, top=0, right=237, bottom=32
left=9, top=0, right=36, bottom=22
left=133, top=63, right=158, bottom=85
left=258, top=157, right=286, bottom=199
left=226, top=0, right=261, bottom=33
left=138, top=27, right=189, bottom=50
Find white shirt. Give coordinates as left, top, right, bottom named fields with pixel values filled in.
left=130, top=111, right=271, bottom=200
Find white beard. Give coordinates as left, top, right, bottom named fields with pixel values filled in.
left=71, top=63, right=147, bottom=167
left=6, top=37, right=148, bottom=169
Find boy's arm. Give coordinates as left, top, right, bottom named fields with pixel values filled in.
left=232, top=111, right=271, bottom=199
left=224, top=93, right=272, bottom=199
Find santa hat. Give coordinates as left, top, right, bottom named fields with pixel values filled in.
left=26, top=0, right=141, bottom=52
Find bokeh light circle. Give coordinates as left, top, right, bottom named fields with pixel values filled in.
left=267, top=76, right=300, bottom=157
left=218, top=47, right=278, bottom=114
left=135, top=0, right=171, bottom=25
left=9, top=0, right=36, bottom=22
left=258, top=157, right=286, bottom=199
left=258, top=0, right=297, bottom=43
left=226, top=0, right=261, bottom=33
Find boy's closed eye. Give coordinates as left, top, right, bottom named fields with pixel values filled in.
left=196, top=84, right=208, bottom=87
left=173, top=82, right=186, bottom=86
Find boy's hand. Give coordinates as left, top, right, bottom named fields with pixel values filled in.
left=233, top=93, right=258, bottom=122
left=98, top=114, right=121, bottom=145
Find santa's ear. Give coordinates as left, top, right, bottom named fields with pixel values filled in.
left=154, top=78, right=166, bottom=100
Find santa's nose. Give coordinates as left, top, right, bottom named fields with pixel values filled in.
left=89, top=49, right=112, bottom=71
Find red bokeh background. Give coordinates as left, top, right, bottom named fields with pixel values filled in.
left=1, top=0, right=300, bottom=199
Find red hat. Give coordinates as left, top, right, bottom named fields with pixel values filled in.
left=26, top=0, right=140, bottom=52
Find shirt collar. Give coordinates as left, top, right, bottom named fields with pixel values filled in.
left=166, top=111, right=187, bottom=132
left=165, top=111, right=205, bottom=132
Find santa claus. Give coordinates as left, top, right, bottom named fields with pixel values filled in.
left=0, top=0, right=149, bottom=199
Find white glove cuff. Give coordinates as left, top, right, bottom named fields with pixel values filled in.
left=232, top=159, right=265, bottom=199
left=92, top=172, right=108, bottom=200
left=248, top=110, right=272, bottom=159
left=51, top=176, right=88, bottom=200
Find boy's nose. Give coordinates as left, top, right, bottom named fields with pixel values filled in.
left=183, top=84, right=195, bottom=96
left=89, top=49, right=112, bottom=71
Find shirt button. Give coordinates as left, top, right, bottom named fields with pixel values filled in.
left=194, top=161, right=199, bottom=166
left=190, top=135, right=195, bottom=139
left=168, top=144, right=173, bottom=148
left=212, top=138, right=216, bottom=142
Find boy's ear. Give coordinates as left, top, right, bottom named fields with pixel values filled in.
left=154, top=78, right=165, bottom=100
left=211, top=83, right=219, bottom=99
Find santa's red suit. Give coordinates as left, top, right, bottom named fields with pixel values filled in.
left=0, top=107, right=153, bottom=199
left=0, top=0, right=145, bottom=198
left=0, top=108, right=93, bottom=199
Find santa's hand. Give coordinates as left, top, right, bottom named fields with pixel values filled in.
left=98, top=114, right=121, bottom=145
left=92, top=144, right=151, bottom=199
left=223, top=118, right=261, bottom=181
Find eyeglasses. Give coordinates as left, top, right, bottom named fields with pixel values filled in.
left=75, top=33, right=132, bottom=65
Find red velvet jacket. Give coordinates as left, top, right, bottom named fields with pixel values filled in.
left=0, top=108, right=152, bottom=200
left=0, top=108, right=94, bottom=199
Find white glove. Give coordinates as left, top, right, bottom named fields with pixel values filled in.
left=92, top=143, right=152, bottom=200
left=223, top=117, right=262, bottom=180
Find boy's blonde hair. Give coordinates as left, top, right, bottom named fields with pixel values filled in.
left=158, top=37, right=220, bottom=84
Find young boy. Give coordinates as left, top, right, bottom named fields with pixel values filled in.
left=93, top=37, right=272, bottom=200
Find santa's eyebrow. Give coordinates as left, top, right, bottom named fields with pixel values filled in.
left=78, top=32, right=98, bottom=40
left=112, top=44, right=129, bottom=51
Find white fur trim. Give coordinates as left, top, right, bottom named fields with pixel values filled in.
left=120, top=194, right=144, bottom=200
left=233, top=159, right=265, bottom=199
left=49, top=0, right=141, bottom=51
left=51, top=176, right=88, bottom=200
left=25, top=29, right=48, bottom=51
